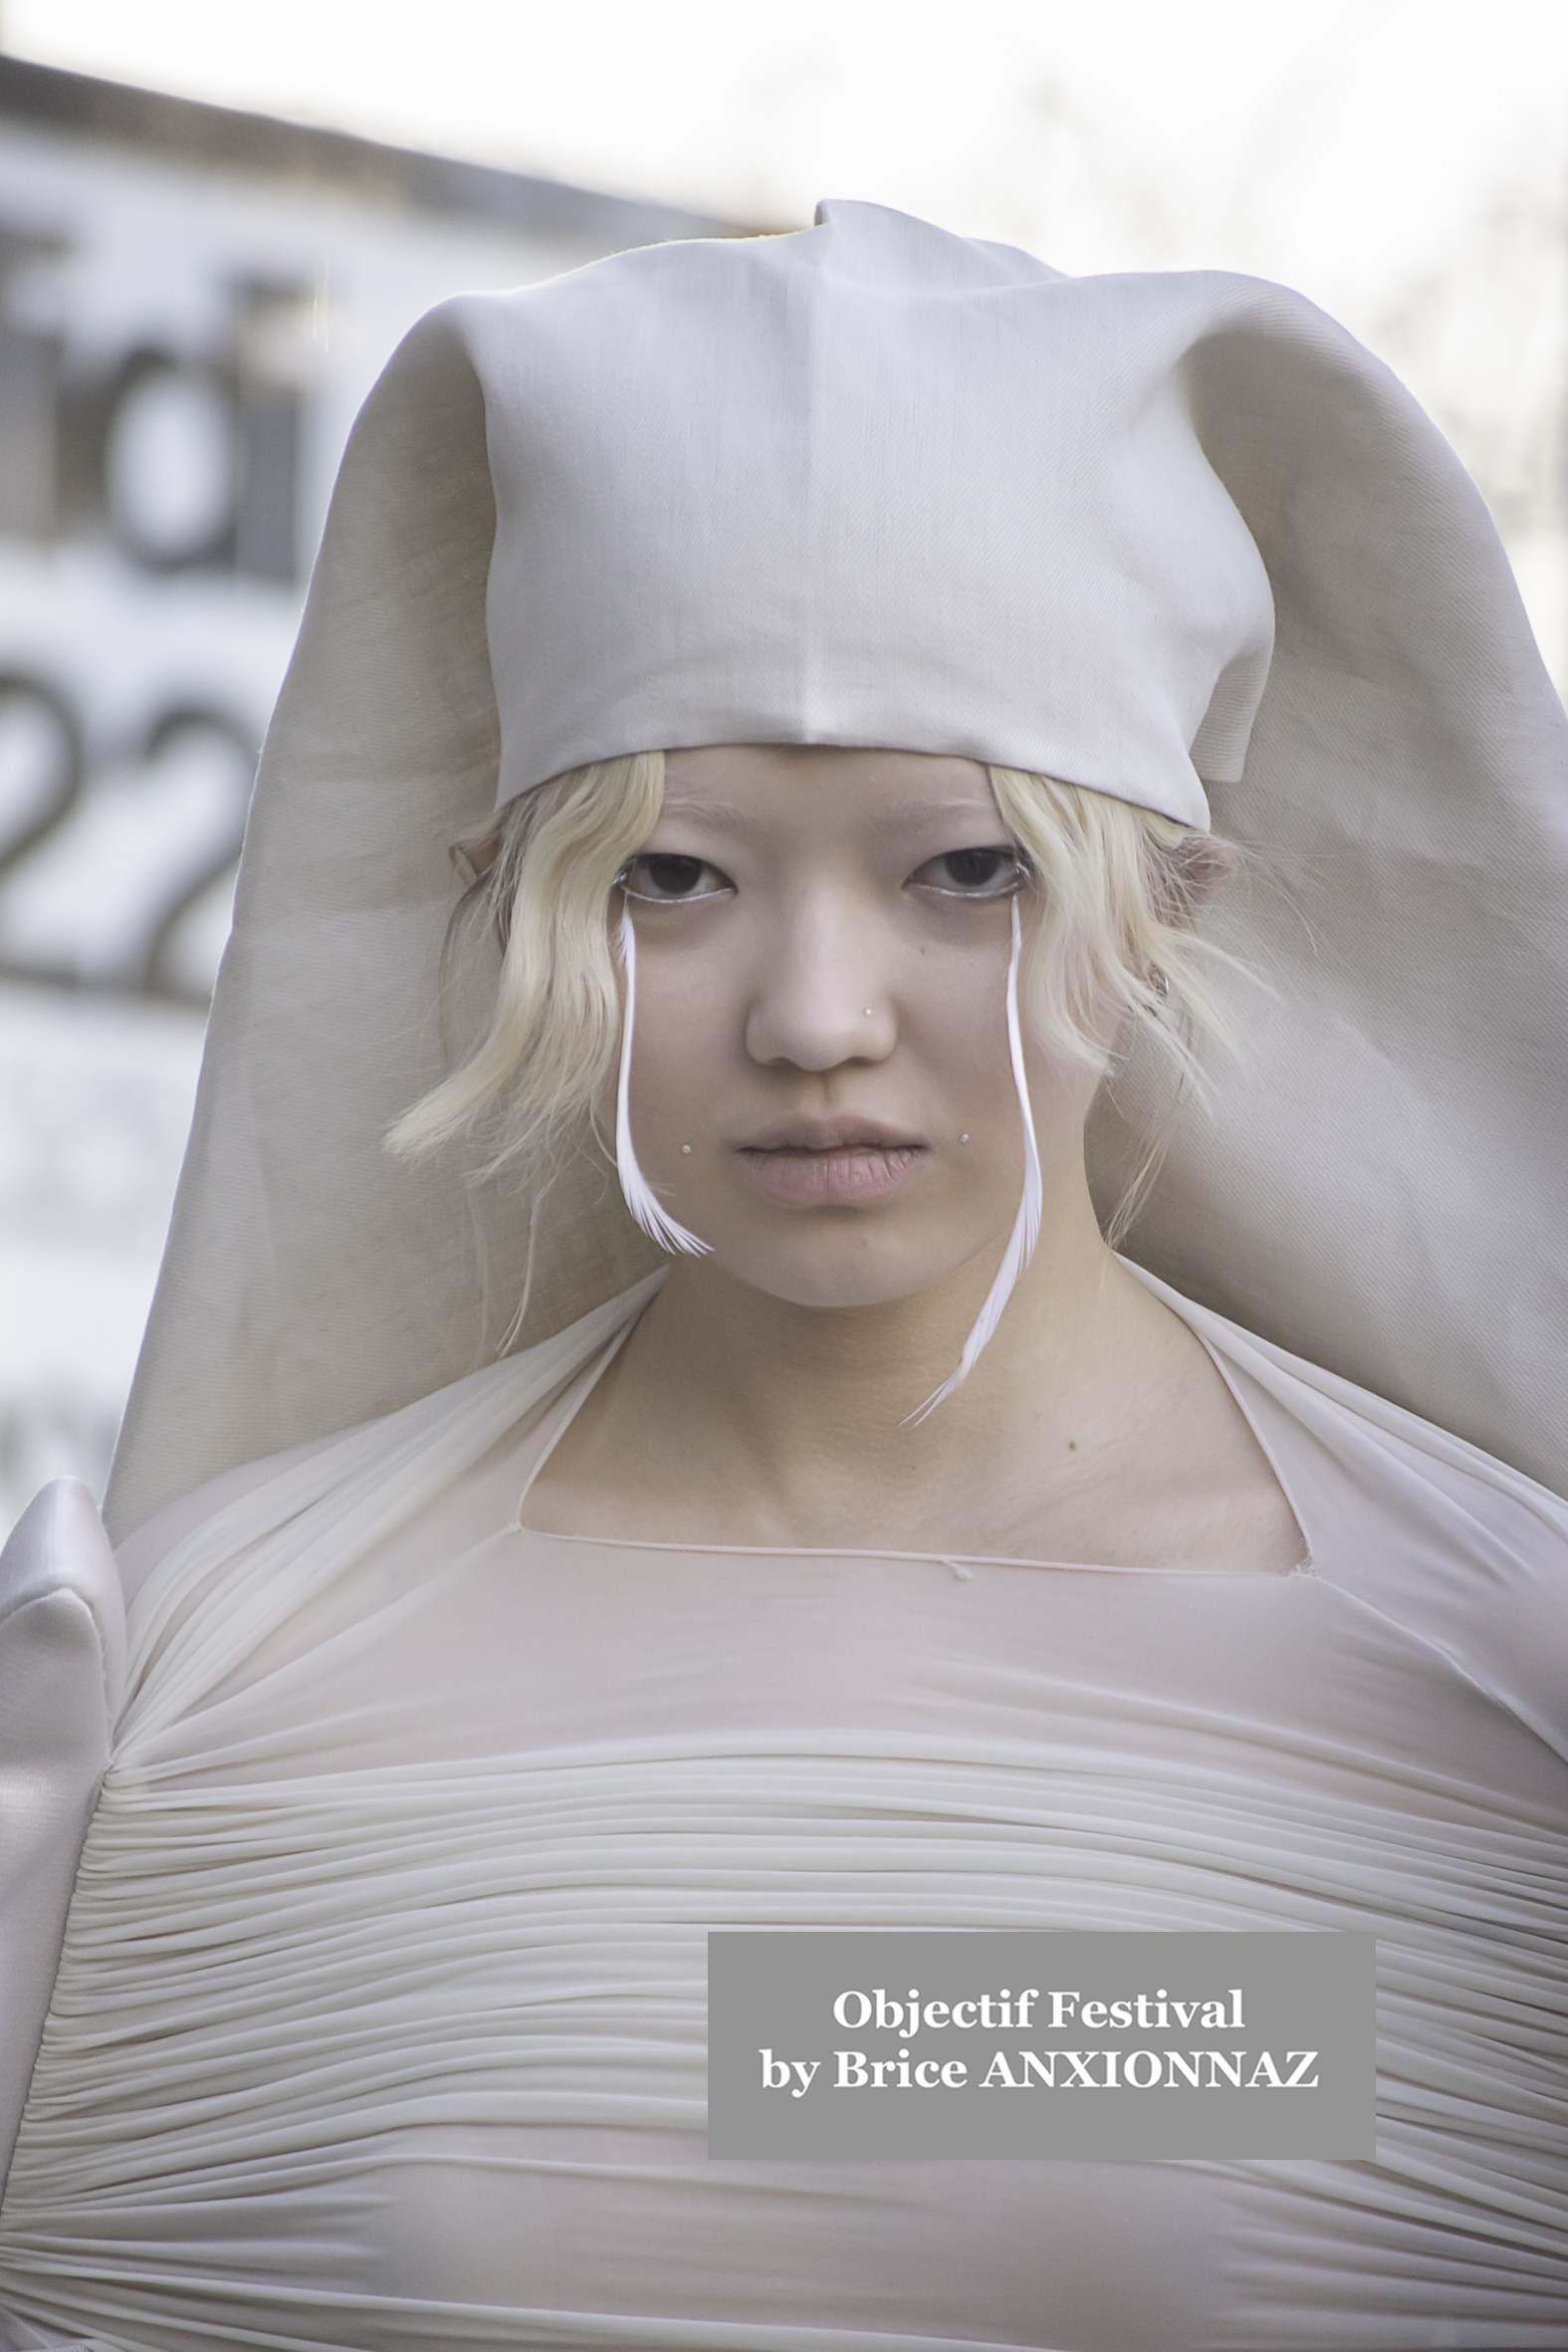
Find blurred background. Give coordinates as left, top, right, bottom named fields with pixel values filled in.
left=1, top=0, right=1564, bottom=1534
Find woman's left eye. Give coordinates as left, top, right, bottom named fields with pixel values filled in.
left=618, top=853, right=734, bottom=902
left=909, top=846, right=1027, bottom=897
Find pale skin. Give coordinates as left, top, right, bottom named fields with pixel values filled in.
left=525, top=745, right=1305, bottom=1572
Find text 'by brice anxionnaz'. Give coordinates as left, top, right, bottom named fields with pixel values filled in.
left=759, top=1982, right=1322, bottom=2096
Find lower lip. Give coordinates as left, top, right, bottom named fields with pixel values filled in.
left=736, top=1145, right=928, bottom=1208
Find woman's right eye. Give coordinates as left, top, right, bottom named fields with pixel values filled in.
left=617, top=853, right=734, bottom=902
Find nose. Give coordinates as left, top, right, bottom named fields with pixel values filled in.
left=744, top=897, right=893, bottom=1071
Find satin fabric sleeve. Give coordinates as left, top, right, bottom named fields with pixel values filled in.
left=0, top=1484, right=124, bottom=2201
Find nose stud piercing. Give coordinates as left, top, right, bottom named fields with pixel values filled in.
left=863, top=1008, right=873, bottom=1018
left=681, top=1144, right=692, bottom=1154
left=959, top=1133, right=970, bottom=1143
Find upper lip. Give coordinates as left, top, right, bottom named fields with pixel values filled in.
left=735, top=1117, right=928, bottom=1153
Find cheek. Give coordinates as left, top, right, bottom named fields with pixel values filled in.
left=907, top=961, right=1038, bottom=1132
left=611, top=949, right=738, bottom=1131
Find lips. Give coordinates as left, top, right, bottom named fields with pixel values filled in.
left=734, top=1119, right=930, bottom=1209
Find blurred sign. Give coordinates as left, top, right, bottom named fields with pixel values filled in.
left=0, top=56, right=740, bottom=1010
left=0, top=56, right=742, bottom=1530
left=0, top=236, right=302, bottom=1004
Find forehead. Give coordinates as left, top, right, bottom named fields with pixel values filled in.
left=659, top=745, right=999, bottom=833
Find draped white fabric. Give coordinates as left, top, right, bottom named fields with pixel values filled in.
left=106, top=210, right=1568, bottom=1543
left=2, top=1277, right=1566, bottom=2351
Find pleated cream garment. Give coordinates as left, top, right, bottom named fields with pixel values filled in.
left=1, top=1270, right=1565, bottom=2352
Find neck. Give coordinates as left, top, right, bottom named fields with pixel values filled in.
left=577, top=1148, right=1147, bottom=1551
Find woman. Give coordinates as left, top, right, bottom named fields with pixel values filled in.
left=0, top=200, right=1564, bottom=2350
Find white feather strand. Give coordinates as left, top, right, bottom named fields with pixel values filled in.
left=906, top=894, right=1041, bottom=1423
left=614, top=911, right=711, bottom=1256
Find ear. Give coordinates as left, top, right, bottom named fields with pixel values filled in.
left=1176, top=831, right=1233, bottom=909
left=450, top=828, right=502, bottom=886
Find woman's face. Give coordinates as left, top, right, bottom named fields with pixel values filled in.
left=613, top=745, right=1107, bottom=1313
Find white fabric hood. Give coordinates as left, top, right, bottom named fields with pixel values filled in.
left=105, top=201, right=1568, bottom=1535
left=477, top=199, right=1273, bottom=826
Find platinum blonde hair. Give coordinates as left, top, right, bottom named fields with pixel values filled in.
left=388, top=749, right=1237, bottom=1243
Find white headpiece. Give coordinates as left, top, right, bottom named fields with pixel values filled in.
left=107, top=201, right=1568, bottom=1535
left=476, top=199, right=1273, bottom=827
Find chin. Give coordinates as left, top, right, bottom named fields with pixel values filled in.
left=708, top=1235, right=980, bottom=1315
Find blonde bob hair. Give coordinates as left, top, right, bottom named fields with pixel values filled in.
left=389, top=750, right=1236, bottom=1245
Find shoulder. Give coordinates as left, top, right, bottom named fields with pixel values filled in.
left=1127, top=1263, right=1568, bottom=1758
left=114, top=1277, right=662, bottom=1613
left=114, top=1429, right=345, bottom=1610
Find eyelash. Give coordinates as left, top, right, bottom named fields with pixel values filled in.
left=914, top=847, right=1030, bottom=898
left=616, top=854, right=731, bottom=903
left=615, top=847, right=1030, bottom=904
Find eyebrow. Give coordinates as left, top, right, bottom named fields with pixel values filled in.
left=866, top=797, right=1008, bottom=833
left=656, top=797, right=752, bottom=828
left=655, top=795, right=1006, bottom=833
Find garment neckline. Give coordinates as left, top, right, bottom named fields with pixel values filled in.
left=508, top=1277, right=1314, bottom=1578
